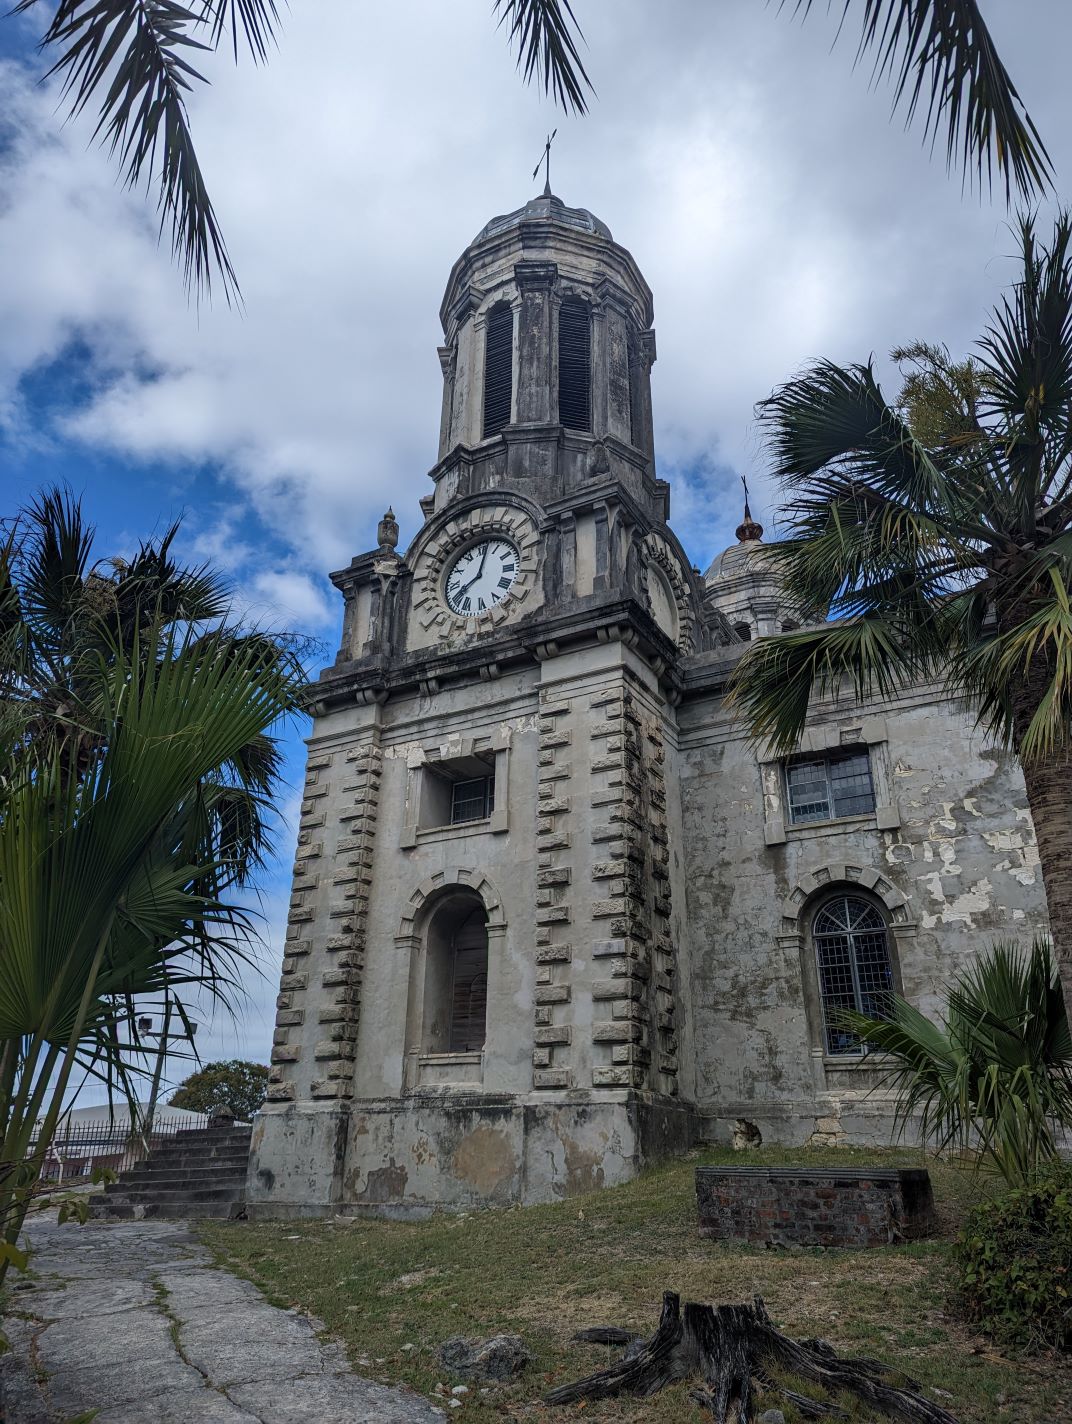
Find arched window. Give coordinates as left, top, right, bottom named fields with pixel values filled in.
left=812, top=895, right=894, bottom=1055
left=558, top=296, right=591, bottom=431
left=420, top=894, right=489, bottom=1056
left=733, top=622, right=752, bottom=642
left=781, top=619, right=800, bottom=633
left=482, top=304, right=513, bottom=438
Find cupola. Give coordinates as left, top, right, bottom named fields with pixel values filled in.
left=429, top=188, right=661, bottom=522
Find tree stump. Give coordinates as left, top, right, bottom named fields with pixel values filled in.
left=545, top=1293, right=958, bottom=1423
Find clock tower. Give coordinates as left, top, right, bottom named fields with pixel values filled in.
left=248, top=189, right=716, bottom=1216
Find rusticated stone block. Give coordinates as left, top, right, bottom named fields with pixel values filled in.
left=535, top=984, right=571, bottom=1004
left=593, top=1067, right=645, bottom=1088
left=534, top=1024, right=572, bottom=1046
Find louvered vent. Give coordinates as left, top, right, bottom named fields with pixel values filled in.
left=482, top=304, right=513, bottom=438
left=558, top=297, right=591, bottom=431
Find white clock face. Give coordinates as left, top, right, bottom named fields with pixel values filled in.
left=444, top=538, right=519, bottom=616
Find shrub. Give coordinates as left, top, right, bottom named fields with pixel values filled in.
left=954, top=1168, right=1072, bottom=1353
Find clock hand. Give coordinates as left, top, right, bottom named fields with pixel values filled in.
left=457, top=545, right=492, bottom=596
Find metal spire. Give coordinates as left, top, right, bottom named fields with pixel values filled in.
left=532, top=129, right=558, bottom=196
left=736, top=475, right=764, bottom=543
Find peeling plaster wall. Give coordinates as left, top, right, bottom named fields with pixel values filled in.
left=677, top=686, right=1050, bottom=1146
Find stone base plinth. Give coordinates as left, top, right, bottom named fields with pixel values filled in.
left=247, top=1092, right=696, bottom=1219
left=695, top=1165, right=935, bottom=1247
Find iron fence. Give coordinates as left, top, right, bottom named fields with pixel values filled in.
left=27, top=1116, right=189, bottom=1187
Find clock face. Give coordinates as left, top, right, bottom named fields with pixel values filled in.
left=444, top=537, right=519, bottom=616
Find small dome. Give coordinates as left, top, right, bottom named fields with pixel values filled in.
left=473, top=191, right=612, bottom=245
left=705, top=542, right=754, bottom=583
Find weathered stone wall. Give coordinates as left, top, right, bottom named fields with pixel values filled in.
left=695, top=1165, right=936, bottom=1247
left=677, top=677, right=1050, bottom=1146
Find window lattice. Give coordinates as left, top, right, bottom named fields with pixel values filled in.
left=482, top=305, right=513, bottom=438
left=813, top=895, right=894, bottom=1055
left=558, top=296, right=591, bottom=431
left=450, top=775, right=495, bottom=825
left=787, top=750, right=875, bottom=824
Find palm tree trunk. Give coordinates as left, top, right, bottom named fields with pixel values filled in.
left=1017, top=749, right=1072, bottom=1021
left=1009, top=680, right=1072, bottom=1023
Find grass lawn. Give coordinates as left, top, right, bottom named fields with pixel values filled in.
left=199, top=1145, right=1071, bottom=1424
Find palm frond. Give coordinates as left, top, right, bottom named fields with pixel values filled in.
left=977, top=213, right=1072, bottom=513
left=758, top=360, right=982, bottom=535
left=729, top=614, right=930, bottom=755
left=792, top=1, right=1051, bottom=201
left=24, top=1, right=240, bottom=303
left=956, top=564, right=1072, bottom=758
left=201, top=0, right=281, bottom=63
left=494, top=0, right=593, bottom=114
left=19, top=487, right=93, bottom=644
left=838, top=939, right=1072, bottom=1186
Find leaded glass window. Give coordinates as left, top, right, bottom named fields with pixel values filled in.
left=786, top=750, right=875, bottom=824
left=813, top=895, right=894, bottom=1055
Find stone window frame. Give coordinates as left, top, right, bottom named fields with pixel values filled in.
left=396, top=868, right=507, bottom=1092
left=400, top=731, right=511, bottom=848
left=778, top=861, right=915, bottom=1077
left=760, top=715, right=900, bottom=847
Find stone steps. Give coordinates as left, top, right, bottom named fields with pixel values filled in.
left=89, top=1124, right=252, bottom=1220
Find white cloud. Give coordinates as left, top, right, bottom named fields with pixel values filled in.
left=4, top=1, right=1069, bottom=571
left=12, top=0, right=1068, bottom=1110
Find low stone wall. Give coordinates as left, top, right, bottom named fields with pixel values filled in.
left=695, top=1165, right=935, bottom=1247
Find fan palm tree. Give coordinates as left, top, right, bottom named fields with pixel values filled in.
left=0, top=493, right=306, bottom=1278
left=6, top=2, right=1050, bottom=301
left=1, top=488, right=288, bottom=878
left=731, top=211, right=1072, bottom=1022
left=837, top=939, right=1072, bottom=1187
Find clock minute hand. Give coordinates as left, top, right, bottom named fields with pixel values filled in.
left=459, top=545, right=491, bottom=595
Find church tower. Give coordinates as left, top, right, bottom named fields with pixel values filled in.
left=248, top=190, right=714, bottom=1215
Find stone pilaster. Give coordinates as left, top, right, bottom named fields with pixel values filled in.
left=587, top=683, right=652, bottom=1089
left=310, top=739, right=381, bottom=1100
left=265, top=734, right=382, bottom=1107
left=532, top=692, right=574, bottom=1088
left=266, top=749, right=333, bottom=1103
left=514, top=260, right=558, bottom=424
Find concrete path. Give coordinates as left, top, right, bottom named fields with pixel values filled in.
left=1, top=1216, right=445, bottom=1423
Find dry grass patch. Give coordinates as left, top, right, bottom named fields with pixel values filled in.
left=199, top=1146, right=1071, bottom=1424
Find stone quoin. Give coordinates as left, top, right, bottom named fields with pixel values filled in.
left=247, top=190, right=1051, bottom=1218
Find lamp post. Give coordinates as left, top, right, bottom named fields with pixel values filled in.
left=138, top=1004, right=197, bottom=1140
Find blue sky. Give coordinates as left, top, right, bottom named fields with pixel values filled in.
left=3, top=1, right=1070, bottom=1101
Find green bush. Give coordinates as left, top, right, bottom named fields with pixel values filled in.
left=954, top=1169, right=1072, bottom=1352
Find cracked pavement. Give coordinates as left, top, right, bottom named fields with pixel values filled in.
left=0, top=1215, right=445, bottom=1423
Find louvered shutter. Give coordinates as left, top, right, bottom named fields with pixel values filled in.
left=448, top=913, right=489, bottom=1052
left=558, top=297, right=591, bottom=431
left=482, top=305, right=513, bottom=438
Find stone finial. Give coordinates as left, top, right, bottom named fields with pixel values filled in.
left=377, top=507, right=399, bottom=552
left=736, top=477, right=763, bottom=544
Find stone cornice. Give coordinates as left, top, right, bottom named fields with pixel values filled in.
left=311, top=595, right=684, bottom=711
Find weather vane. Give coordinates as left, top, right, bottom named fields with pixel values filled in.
left=533, top=129, right=557, bottom=196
